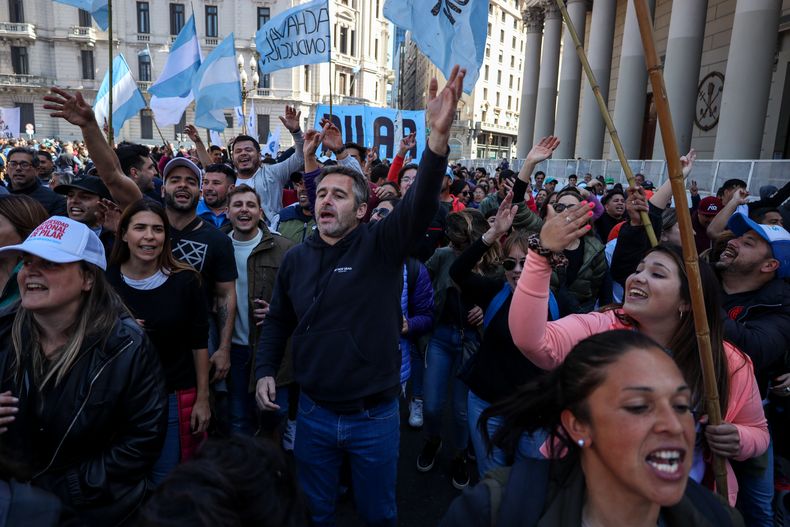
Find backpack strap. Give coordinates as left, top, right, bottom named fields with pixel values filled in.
left=483, top=283, right=513, bottom=330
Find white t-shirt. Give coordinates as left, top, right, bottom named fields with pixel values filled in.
left=121, top=268, right=169, bottom=290
left=231, top=229, right=263, bottom=346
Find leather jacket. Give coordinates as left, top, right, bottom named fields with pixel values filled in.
left=0, top=310, right=167, bottom=526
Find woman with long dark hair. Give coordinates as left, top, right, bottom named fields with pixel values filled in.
left=441, top=331, right=744, bottom=526
left=0, top=216, right=166, bottom=525
left=107, top=199, right=210, bottom=484
left=507, top=201, right=768, bottom=505
left=0, top=195, right=48, bottom=307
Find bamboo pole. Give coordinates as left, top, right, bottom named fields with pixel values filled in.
left=630, top=0, right=727, bottom=498
left=107, top=0, right=113, bottom=145
left=553, top=0, right=657, bottom=247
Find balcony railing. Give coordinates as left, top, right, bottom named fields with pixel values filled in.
left=204, top=37, right=219, bottom=47
left=0, top=74, right=51, bottom=87
left=68, top=26, right=96, bottom=45
left=0, top=22, right=36, bottom=41
left=137, top=81, right=152, bottom=92
left=137, top=34, right=150, bottom=42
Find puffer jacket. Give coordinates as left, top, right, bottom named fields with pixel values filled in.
left=548, top=235, right=608, bottom=314
left=0, top=310, right=167, bottom=526
left=399, top=259, right=435, bottom=384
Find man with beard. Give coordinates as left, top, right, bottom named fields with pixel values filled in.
left=272, top=172, right=315, bottom=244
left=595, top=188, right=625, bottom=241
left=256, top=65, right=467, bottom=526
left=116, top=142, right=163, bottom=203
left=6, top=147, right=66, bottom=216
left=37, top=149, right=55, bottom=187
left=162, top=157, right=237, bottom=392
left=198, top=163, right=235, bottom=228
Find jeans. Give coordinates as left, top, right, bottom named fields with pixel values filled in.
left=467, top=390, right=547, bottom=478
left=228, top=344, right=256, bottom=435
left=423, top=324, right=473, bottom=451
left=294, top=393, right=399, bottom=527
left=150, top=394, right=179, bottom=485
left=734, top=441, right=774, bottom=527
left=409, top=345, right=425, bottom=399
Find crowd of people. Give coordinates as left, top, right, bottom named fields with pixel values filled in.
left=0, top=65, right=788, bottom=526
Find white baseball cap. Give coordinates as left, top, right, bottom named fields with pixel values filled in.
left=163, top=157, right=202, bottom=181
left=0, top=216, right=106, bottom=270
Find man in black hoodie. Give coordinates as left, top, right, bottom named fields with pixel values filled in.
left=255, top=65, right=467, bottom=526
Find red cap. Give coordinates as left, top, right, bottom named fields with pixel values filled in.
left=698, top=196, right=723, bottom=217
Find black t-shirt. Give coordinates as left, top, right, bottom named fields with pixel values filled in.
left=169, top=216, right=237, bottom=304
left=107, top=267, right=208, bottom=391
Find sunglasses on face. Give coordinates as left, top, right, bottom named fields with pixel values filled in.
left=502, top=257, right=526, bottom=271
left=461, top=191, right=470, bottom=196
left=371, top=207, right=391, bottom=218
left=552, top=203, right=577, bottom=213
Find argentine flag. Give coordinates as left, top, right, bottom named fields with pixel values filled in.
left=192, top=34, right=242, bottom=131
left=54, top=0, right=109, bottom=31
left=383, top=0, right=488, bottom=94
left=93, top=54, right=146, bottom=136
left=149, top=15, right=202, bottom=126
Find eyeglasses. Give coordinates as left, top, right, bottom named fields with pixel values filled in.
left=502, top=258, right=526, bottom=271
left=461, top=191, right=470, bottom=196
left=371, top=207, right=391, bottom=218
left=8, top=161, right=32, bottom=169
left=553, top=203, right=577, bottom=213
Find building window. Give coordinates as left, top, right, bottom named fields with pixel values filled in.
left=500, top=30, right=504, bottom=43
left=483, top=87, right=487, bottom=99
left=350, top=30, right=356, bottom=56
left=16, top=102, right=34, bottom=130
left=513, top=19, right=517, bottom=30
left=257, top=7, right=270, bottom=29
left=170, top=3, right=185, bottom=35
left=175, top=113, right=187, bottom=138
left=374, top=39, right=379, bottom=60
left=81, top=50, right=94, bottom=79
left=484, top=65, right=488, bottom=80
left=507, top=95, right=512, bottom=110
left=223, top=113, right=233, bottom=128
left=11, top=46, right=28, bottom=75
left=509, top=75, right=513, bottom=89
left=497, top=71, right=501, bottom=84
left=487, top=23, right=491, bottom=36
left=512, top=36, right=516, bottom=48
left=501, top=11, right=505, bottom=22
left=510, top=56, right=515, bottom=68
left=496, top=92, right=500, bottom=106
left=498, top=52, right=503, bottom=64
left=205, top=5, right=218, bottom=38
left=140, top=110, right=153, bottom=139
left=339, top=73, right=347, bottom=94
left=139, top=53, right=151, bottom=81
left=137, top=2, right=150, bottom=33
left=78, top=9, right=92, bottom=27
left=9, top=0, right=24, bottom=23
left=261, top=73, right=270, bottom=89
left=485, top=47, right=490, bottom=58
left=304, top=65, right=310, bottom=92
left=339, top=26, right=348, bottom=54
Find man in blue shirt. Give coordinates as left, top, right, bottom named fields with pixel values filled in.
left=197, top=163, right=235, bottom=228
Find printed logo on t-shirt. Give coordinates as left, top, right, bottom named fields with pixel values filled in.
left=173, top=239, right=208, bottom=271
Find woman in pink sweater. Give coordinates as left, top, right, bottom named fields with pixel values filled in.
left=508, top=201, right=768, bottom=506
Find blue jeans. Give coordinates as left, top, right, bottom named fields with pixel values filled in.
left=294, top=393, right=399, bottom=527
left=467, top=390, right=547, bottom=478
left=423, top=324, right=473, bottom=450
left=735, top=441, right=774, bottom=527
left=150, top=394, right=179, bottom=485
left=409, top=345, right=425, bottom=399
left=228, top=344, right=256, bottom=435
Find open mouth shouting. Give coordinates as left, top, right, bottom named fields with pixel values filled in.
left=645, top=448, right=685, bottom=481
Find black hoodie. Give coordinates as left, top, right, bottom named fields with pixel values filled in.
left=256, top=145, right=446, bottom=412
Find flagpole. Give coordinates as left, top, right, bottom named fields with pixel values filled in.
left=107, top=0, right=113, bottom=145
left=152, top=117, right=168, bottom=147
left=553, top=0, right=657, bottom=247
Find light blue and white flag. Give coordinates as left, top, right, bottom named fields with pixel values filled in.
left=53, top=0, right=109, bottom=31
left=234, top=106, right=245, bottom=127
left=149, top=15, right=202, bottom=126
left=256, top=0, right=330, bottom=74
left=209, top=130, right=223, bottom=147
left=94, top=54, right=146, bottom=135
left=247, top=99, right=258, bottom=139
left=383, top=0, right=488, bottom=94
left=192, top=34, right=242, bottom=131
left=263, top=128, right=281, bottom=158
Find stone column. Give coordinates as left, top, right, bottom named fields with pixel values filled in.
left=516, top=6, right=544, bottom=159
left=576, top=0, right=616, bottom=159
left=610, top=0, right=655, bottom=160
left=554, top=0, right=587, bottom=159
left=533, top=1, right=562, bottom=144
left=713, top=0, right=781, bottom=159
left=653, top=1, right=707, bottom=159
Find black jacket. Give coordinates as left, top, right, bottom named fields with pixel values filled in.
left=0, top=312, right=167, bottom=526
left=9, top=180, right=67, bottom=217
left=721, top=277, right=790, bottom=394
left=256, top=145, right=446, bottom=412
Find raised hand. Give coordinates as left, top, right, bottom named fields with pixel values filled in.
left=184, top=124, right=201, bottom=143
left=689, top=179, right=699, bottom=196
left=398, top=132, right=417, bottom=158
left=489, top=191, right=518, bottom=237
left=427, top=65, right=466, bottom=152
left=43, top=87, right=96, bottom=128
left=279, top=105, right=302, bottom=133
left=539, top=201, right=595, bottom=252
left=526, top=136, right=560, bottom=165
left=319, top=118, right=343, bottom=153
left=680, top=148, right=697, bottom=179
left=303, top=128, right=325, bottom=158
left=625, top=186, right=648, bottom=226
left=97, top=198, right=122, bottom=233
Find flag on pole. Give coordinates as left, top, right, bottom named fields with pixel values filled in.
left=263, top=128, right=281, bottom=157
left=149, top=15, right=202, bottom=126
left=53, top=0, right=109, bottom=31
left=94, top=54, right=146, bottom=135
left=255, top=0, right=330, bottom=74
left=383, top=0, right=488, bottom=94
left=192, top=34, right=242, bottom=131
left=234, top=106, right=244, bottom=127
left=247, top=99, right=258, bottom=140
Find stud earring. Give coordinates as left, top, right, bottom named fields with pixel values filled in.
left=577, top=438, right=585, bottom=448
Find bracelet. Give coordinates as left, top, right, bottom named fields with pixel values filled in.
left=528, top=233, right=569, bottom=270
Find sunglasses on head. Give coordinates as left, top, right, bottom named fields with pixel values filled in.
left=552, top=203, right=577, bottom=213
left=502, top=257, right=526, bottom=271
left=371, top=207, right=391, bottom=217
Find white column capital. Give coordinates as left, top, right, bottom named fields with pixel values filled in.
left=522, top=6, right=545, bottom=33
left=542, top=1, right=561, bottom=20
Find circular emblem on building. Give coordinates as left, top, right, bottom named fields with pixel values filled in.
left=695, top=71, right=724, bottom=132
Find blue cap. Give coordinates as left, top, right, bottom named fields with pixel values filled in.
left=727, top=213, right=790, bottom=278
